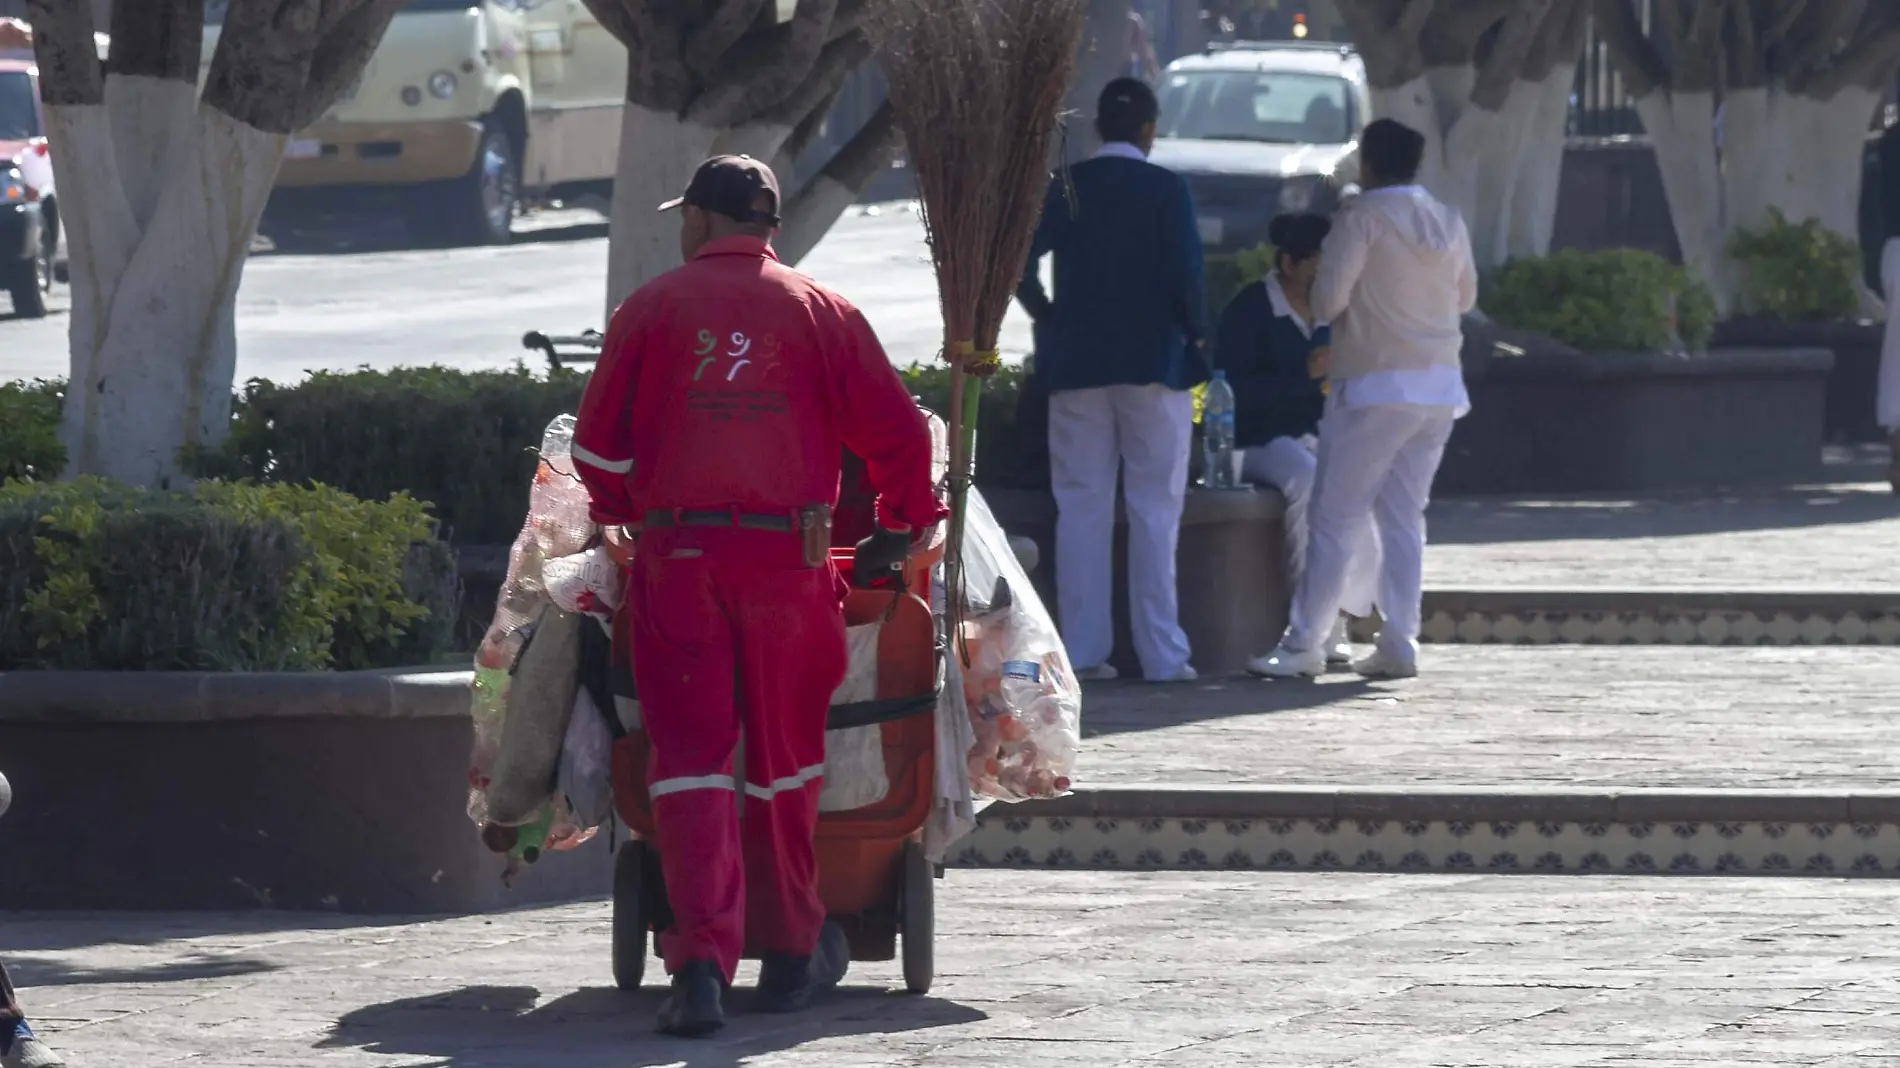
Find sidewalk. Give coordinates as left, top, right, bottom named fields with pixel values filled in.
left=11, top=871, right=1900, bottom=1066
left=1426, top=472, right=1900, bottom=591
left=1078, top=645, right=1900, bottom=790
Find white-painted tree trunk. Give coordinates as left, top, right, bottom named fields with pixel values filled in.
left=1632, top=90, right=1726, bottom=306
left=46, top=75, right=284, bottom=487
left=604, top=104, right=720, bottom=317
left=775, top=172, right=863, bottom=267
left=1720, top=86, right=1879, bottom=246
left=1505, top=65, right=1577, bottom=261
left=711, top=121, right=795, bottom=167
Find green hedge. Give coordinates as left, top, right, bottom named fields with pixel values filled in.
left=1485, top=248, right=1717, bottom=353
left=0, top=379, right=64, bottom=483
left=1727, top=208, right=1862, bottom=324
left=0, top=478, right=456, bottom=671
left=898, top=362, right=1046, bottom=491
left=188, top=366, right=587, bottom=545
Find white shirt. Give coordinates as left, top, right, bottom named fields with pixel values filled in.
left=1313, top=185, right=1474, bottom=418
left=1094, top=141, right=1149, bottom=162
left=1264, top=272, right=1320, bottom=339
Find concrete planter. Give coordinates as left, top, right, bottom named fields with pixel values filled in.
left=1710, top=319, right=1885, bottom=444
left=984, top=486, right=1289, bottom=678
left=0, top=667, right=610, bottom=913
left=1437, top=347, right=1833, bottom=496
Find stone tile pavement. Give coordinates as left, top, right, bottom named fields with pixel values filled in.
left=10, top=871, right=1900, bottom=1066
left=1425, top=476, right=1900, bottom=591
left=1078, top=646, right=1900, bottom=790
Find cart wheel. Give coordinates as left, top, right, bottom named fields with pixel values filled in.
left=612, top=841, right=650, bottom=990
left=899, top=840, right=934, bottom=995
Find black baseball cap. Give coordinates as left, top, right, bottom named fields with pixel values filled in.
left=657, top=154, right=782, bottom=227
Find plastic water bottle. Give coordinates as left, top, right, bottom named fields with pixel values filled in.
left=1202, top=370, right=1237, bottom=489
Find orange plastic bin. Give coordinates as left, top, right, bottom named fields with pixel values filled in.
left=605, top=539, right=946, bottom=994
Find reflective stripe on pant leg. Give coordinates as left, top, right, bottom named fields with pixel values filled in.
left=630, top=534, right=744, bottom=982
left=729, top=562, right=846, bottom=959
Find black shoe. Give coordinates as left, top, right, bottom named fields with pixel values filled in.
left=656, top=959, right=726, bottom=1038
left=754, top=921, right=850, bottom=1014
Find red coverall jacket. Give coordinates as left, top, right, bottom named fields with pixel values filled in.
left=571, top=235, right=945, bottom=980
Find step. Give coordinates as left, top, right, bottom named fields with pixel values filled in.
left=951, top=785, right=1900, bottom=879
left=1371, top=589, right=1900, bottom=646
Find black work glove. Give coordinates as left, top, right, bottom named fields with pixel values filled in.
left=852, top=526, right=913, bottom=589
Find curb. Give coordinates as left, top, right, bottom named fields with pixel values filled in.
left=952, top=785, right=1900, bottom=878
left=1375, top=589, right=1900, bottom=647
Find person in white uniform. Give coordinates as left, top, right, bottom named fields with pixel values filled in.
left=1212, top=212, right=1376, bottom=665
left=1250, top=119, right=1476, bottom=680
left=1017, top=78, right=1209, bottom=683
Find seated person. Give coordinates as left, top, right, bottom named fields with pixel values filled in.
left=1213, top=212, right=1374, bottom=664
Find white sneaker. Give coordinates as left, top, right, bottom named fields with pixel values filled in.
left=1352, top=648, right=1418, bottom=679
left=1246, top=644, right=1325, bottom=679
left=1074, top=663, right=1119, bottom=681
left=4, top=1037, right=66, bottom=1068
left=1325, top=617, right=1354, bottom=666
left=1148, top=665, right=1198, bottom=683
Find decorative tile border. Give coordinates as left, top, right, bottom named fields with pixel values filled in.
left=1351, top=591, right=1900, bottom=647
left=952, top=787, right=1900, bottom=878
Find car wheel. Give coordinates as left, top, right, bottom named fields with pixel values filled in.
left=37, top=202, right=55, bottom=293
left=436, top=119, right=518, bottom=247
left=8, top=239, right=47, bottom=318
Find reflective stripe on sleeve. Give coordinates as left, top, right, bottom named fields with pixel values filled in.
left=742, top=762, right=827, bottom=801
left=650, top=773, right=737, bottom=798
left=572, top=441, right=634, bottom=475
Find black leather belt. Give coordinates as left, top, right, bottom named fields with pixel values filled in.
left=643, top=508, right=794, bottom=533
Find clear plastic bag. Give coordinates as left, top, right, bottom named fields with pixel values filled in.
left=955, top=488, right=1079, bottom=801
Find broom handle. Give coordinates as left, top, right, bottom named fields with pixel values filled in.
left=945, top=364, right=983, bottom=666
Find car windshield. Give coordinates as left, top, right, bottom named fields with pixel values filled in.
left=1157, top=69, right=1352, bottom=145
left=0, top=72, right=37, bottom=141
left=206, top=0, right=474, bottom=21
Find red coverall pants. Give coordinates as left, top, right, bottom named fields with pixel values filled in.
left=630, top=523, right=848, bottom=982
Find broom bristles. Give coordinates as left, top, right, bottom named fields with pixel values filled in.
left=875, top=0, right=1089, bottom=363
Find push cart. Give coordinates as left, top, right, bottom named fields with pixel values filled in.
left=600, top=428, right=952, bottom=996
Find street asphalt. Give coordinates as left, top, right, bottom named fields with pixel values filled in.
left=10, top=871, right=1900, bottom=1066
left=0, top=204, right=1036, bottom=385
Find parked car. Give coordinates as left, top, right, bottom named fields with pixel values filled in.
left=1149, top=39, right=1369, bottom=262
left=204, top=0, right=629, bottom=245
left=0, top=54, right=57, bottom=318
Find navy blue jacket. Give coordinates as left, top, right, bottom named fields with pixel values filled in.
left=1213, top=279, right=1330, bottom=449
left=1016, top=155, right=1210, bottom=394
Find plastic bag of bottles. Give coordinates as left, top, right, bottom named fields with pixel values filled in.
left=467, top=415, right=600, bottom=877
left=955, top=488, right=1079, bottom=801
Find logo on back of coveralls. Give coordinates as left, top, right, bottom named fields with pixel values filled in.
left=687, top=327, right=788, bottom=423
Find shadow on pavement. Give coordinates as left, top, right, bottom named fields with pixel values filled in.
left=5, top=950, right=277, bottom=987
left=1080, top=675, right=1379, bottom=738
left=0, top=911, right=441, bottom=954
left=320, top=983, right=986, bottom=1068
left=1428, top=479, right=1900, bottom=547
left=258, top=215, right=607, bottom=257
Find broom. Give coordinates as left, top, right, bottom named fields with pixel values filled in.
left=875, top=0, right=1088, bottom=651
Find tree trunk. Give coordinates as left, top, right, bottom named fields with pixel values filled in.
left=1720, top=85, right=1881, bottom=245
left=1505, top=64, right=1577, bottom=260
left=1058, top=0, right=1133, bottom=165
left=604, top=104, right=721, bottom=317
left=774, top=103, right=901, bottom=267
left=50, top=75, right=282, bottom=487
left=1633, top=89, right=1727, bottom=306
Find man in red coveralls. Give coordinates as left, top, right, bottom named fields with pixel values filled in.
left=572, top=155, right=945, bottom=1037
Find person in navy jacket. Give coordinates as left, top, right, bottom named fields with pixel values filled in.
left=1017, top=77, right=1208, bottom=684
left=1213, top=213, right=1374, bottom=667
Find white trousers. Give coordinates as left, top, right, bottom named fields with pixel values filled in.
left=1049, top=384, right=1194, bottom=678
left=1240, top=436, right=1377, bottom=619
left=1285, top=403, right=1454, bottom=656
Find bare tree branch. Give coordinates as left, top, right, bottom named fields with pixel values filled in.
left=106, top=0, right=204, bottom=82
left=288, top=0, right=405, bottom=130
left=25, top=0, right=103, bottom=104
left=1760, top=0, right=1813, bottom=51
left=682, top=0, right=767, bottom=81
left=1591, top=0, right=1669, bottom=96
left=687, top=0, right=836, bottom=127
left=1808, top=1, right=1900, bottom=93
left=776, top=79, right=848, bottom=167
left=758, top=29, right=869, bottom=126
left=1470, top=0, right=1554, bottom=109
left=582, top=0, right=696, bottom=113
left=1523, top=0, right=1590, bottom=81
left=1777, top=0, right=1860, bottom=85
left=1420, top=0, right=1512, bottom=68
left=829, top=0, right=876, bottom=42
left=1728, top=0, right=1767, bottom=87
left=1335, top=0, right=1433, bottom=87
left=775, top=100, right=901, bottom=265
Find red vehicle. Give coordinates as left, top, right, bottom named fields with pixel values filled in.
left=0, top=55, right=59, bottom=319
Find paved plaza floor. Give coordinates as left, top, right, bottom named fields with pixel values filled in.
left=1079, top=645, right=1900, bottom=790
left=9, top=871, right=1900, bottom=1066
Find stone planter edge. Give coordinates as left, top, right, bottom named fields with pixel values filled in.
left=0, top=666, right=473, bottom=723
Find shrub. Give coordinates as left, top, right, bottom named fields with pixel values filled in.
left=0, top=478, right=456, bottom=671
left=0, top=379, right=64, bottom=482
left=1485, top=248, right=1717, bottom=353
left=1727, top=208, right=1862, bottom=323
left=189, top=366, right=587, bottom=545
